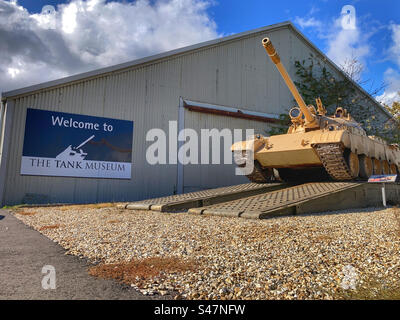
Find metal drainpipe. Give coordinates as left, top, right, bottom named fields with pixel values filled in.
left=176, top=97, right=185, bottom=194
left=0, top=99, right=6, bottom=159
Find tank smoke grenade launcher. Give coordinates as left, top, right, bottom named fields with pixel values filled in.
left=231, top=37, right=400, bottom=183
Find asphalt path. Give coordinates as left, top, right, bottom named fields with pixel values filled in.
left=0, top=209, right=169, bottom=300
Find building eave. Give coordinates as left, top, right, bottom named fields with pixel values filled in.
left=1, top=20, right=394, bottom=121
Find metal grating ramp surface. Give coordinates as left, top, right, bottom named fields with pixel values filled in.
left=189, top=182, right=363, bottom=219
left=121, top=182, right=284, bottom=212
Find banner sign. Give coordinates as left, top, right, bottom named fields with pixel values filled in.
left=368, top=174, right=397, bottom=183
left=21, top=108, right=133, bottom=179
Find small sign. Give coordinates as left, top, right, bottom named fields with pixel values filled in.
left=368, top=174, right=397, bottom=183
left=21, top=108, right=134, bottom=179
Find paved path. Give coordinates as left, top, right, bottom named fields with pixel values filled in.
left=0, top=210, right=162, bottom=300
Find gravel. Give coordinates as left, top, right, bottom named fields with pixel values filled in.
left=12, top=205, right=400, bottom=300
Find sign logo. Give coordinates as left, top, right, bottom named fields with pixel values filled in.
left=368, top=174, right=397, bottom=183
left=341, top=5, right=356, bottom=30
left=21, top=108, right=134, bottom=179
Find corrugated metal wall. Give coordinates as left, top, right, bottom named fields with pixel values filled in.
left=2, top=26, right=294, bottom=205
left=183, top=111, right=272, bottom=192
left=3, top=61, right=182, bottom=205
left=1, top=25, right=386, bottom=205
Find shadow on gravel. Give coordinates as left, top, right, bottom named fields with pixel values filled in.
left=298, top=206, right=389, bottom=218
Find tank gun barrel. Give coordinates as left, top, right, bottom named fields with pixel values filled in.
left=262, top=37, right=315, bottom=124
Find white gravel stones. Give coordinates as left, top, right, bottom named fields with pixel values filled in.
left=13, top=205, right=400, bottom=299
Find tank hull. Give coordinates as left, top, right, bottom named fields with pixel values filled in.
left=231, top=129, right=400, bottom=172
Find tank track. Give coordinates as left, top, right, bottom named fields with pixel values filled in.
left=313, top=143, right=354, bottom=181
left=245, top=161, right=271, bottom=183
left=234, top=151, right=271, bottom=183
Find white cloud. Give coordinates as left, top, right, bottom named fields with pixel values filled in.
left=0, top=0, right=219, bottom=95
left=389, top=23, right=400, bottom=67
left=325, top=17, right=370, bottom=69
left=294, top=16, right=321, bottom=29
left=294, top=8, right=373, bottom=78
left=376, top=68, right=400, bottom=105
left=377, top=24, right=400, bottom=106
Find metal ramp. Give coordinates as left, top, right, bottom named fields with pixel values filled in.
left=188, top=182, right=366, bottom=219
left=121, top=182, right=284, bottom=212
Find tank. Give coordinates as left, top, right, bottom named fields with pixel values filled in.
left=231, top=37, right=400, bottom=183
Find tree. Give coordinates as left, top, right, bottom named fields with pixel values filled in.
left=384, top=95, right=400, bottom=122
left=267, top=53, right=399, bottom=143
left=268, top=54, right=359, bottom=136
left=382, top=95, right=400, bottom=144
left=340, top=56, right=363, bottom=83
left=339, top=55, right=386, bottom=99
left=293, top=54, right=357, bottom=115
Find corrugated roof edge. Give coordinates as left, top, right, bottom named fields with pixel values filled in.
left=1, top=20, right=393, bottom=120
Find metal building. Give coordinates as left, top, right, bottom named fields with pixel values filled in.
left=0, top=21, right=393, bottom=206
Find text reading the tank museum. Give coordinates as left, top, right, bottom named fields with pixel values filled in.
left=21, top=108, right=133, bottom=179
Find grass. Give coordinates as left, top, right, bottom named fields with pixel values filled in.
left=393, top=206, right=400, bottom=237
left=88, top=257, right=196, bottom=284
left=335, top=277, right=400, bottom=300
left=15, top=210, right=39, bottom=216
left=4, top=202, right=116, bottom=211
left=107, top=220, right=121, bottom=224
left=58, top=203, right=115, bottom=211
left=39, top=224, right=61, bottom=231
left=312, top=234, right=334, bottom=242
left=2, top=204, right=24, bottom=210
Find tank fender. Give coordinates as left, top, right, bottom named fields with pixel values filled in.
left=385, top=144, right=400, bottom=165
left=309, top=131, right=388, bottom=159
left=347, top=133, right=379, bottom=156
left=347, top=132, right=363, bottom=154
left=388, top=145, right=400, bottom=166
left=310, top=130, right=351, bottom=148
left=372, top=141, right=386, bottom=161
left=346, top=132, right=391, bottom=160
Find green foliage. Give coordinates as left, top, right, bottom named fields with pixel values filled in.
left=293, top=54, right=400, bottom=143
left=381, top=97, right=400, bottom=144
left=294, top=55, right=356, bottom=115
left=384, top=97, right=400, bottom=122
left=267, top=113, right=290, bottom=136
left=293, top=53, right=375, bottom=120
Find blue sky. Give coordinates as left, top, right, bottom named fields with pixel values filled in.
left=2, top=0, right=400, bottom=104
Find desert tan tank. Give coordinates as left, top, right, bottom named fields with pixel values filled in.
left=231, top=37, right=400, bottom=183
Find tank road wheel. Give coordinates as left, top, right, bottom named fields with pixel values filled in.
left=389, top=163, right=397, bottom=175
left=345, top=151, right=360, bottom=178
left=372, top=158, right=382, bottom=175
left=382, top=160, right=390, bottom=175
left=359, top=155, right=373, bottom=179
